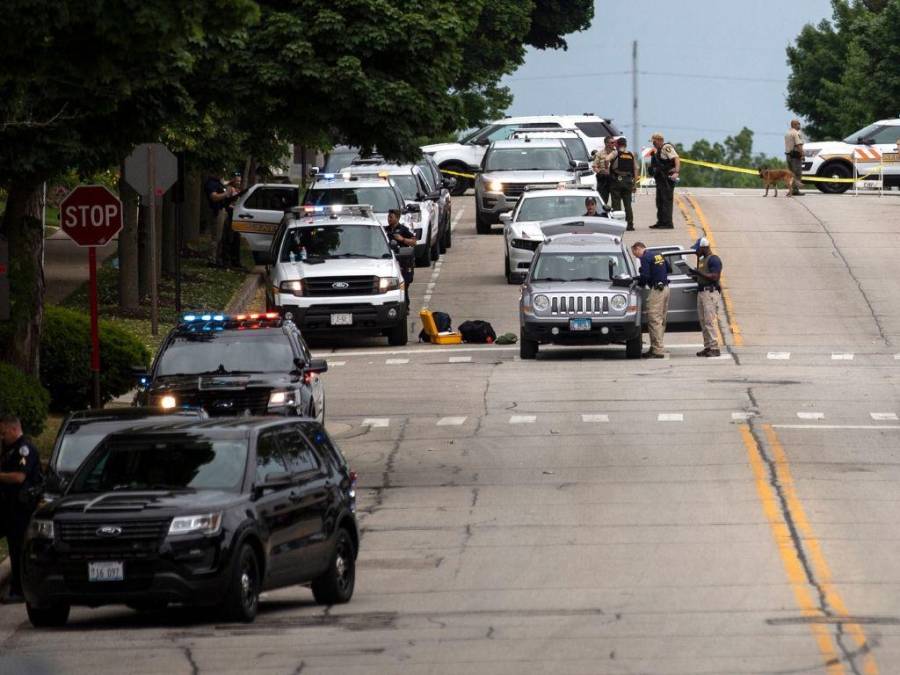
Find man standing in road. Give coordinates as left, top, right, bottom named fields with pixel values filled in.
left=631, top=242, right=669, bottom=358
left=688, top=237, right=723, bottom=357
left=591, top=136, right=617, bottom=206
left=0, top=415, right=42, bottom=603
left=385, top=209, right=417, bottom=308
left=609, top=137, right=636, bottom=231
left=784, top=119, right=805, bottom=196
left=648, top=133, right=680, bottom=229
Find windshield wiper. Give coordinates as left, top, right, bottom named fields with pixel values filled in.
left=533, top=277, right=565, bottom=282
left=568, top=278, right=606, bottom=282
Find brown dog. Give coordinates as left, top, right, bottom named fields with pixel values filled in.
left=758, top=167, right=795, bottom=197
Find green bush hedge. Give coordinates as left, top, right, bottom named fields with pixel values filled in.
left=0, top=363, right=50, bottom=435
left=40, top=306, right=150, bottom=411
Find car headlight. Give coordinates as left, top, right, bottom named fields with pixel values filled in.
left=803, top=149, right=820, bottom=158
left=533, top=294, right=550, bottom=311
left=30, top=519, right=54, bottom=539
left=511, top=238, right=537, bottom=250
left=610, top=294, right=628, bottom=311
left=488, top=180, right=504, bottom=192
left=378, top=276, right=401, bottom=292
left=279, top=280, right=304, bottom=296
left=168, top=513, right=222, bottom=537
left=159, top=394, right=177, bottom=410
left=268, top=390, right=293, bottom=408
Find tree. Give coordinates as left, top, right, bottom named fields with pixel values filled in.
left=674, top=128, right=785, bottom=188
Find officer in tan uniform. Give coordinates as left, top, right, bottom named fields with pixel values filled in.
left=687, top=237, right=723, bottom=357
left=784, top=119, right=805, bottom=196
left=648, top=133, right=680, bottom=229
left=591, top=136, right=617, bottom=205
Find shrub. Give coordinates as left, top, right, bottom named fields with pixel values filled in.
left=40, top=306, right=150, bottom=412
left=0, top=363, right=50, bottom=435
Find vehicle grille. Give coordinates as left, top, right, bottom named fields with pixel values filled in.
left=505, top=183, right=556, bottom=198
left=180, top=388, right=271, bottom=416
left=304, top=276, right=378, bottom=296
left=550, top=295, right=611, bottom=315
left=58, top=519, right=170, bottom=543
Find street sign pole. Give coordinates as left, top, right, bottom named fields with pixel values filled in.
left=88, top=246, right=101, bottom=408
left=147, top=145, right=159, bottom=336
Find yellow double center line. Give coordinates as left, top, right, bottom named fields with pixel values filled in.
left=741, top=424, right=879, bottom=673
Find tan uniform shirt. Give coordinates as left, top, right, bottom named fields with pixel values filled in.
left=657, top=143, right=678, bottom=161
left=784, top=128, right=804, bottom=154
left=592, top=147, right=617, bottom=175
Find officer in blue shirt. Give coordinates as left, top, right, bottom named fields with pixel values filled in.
left=631, top=241, right=669, bottom=358
left=688, top=237, right=723, bottom=357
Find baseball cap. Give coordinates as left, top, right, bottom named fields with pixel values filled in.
left=616, top=137, right=627, bottom=146
left=691, top=237, right=710, bottom=251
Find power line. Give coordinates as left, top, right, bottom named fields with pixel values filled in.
left=506, top=70, right=783, bottom=84
left=643, top=123, right=785, bottom=137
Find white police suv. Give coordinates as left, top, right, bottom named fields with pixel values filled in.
left=803, top=118, right=900, bottom=193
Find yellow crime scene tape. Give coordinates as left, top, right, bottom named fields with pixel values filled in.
left=440, top=168, right=476, bottom=179
left=678, top=157, right=887, bottom=183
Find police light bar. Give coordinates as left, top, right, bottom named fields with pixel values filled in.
left=292, top=204, right=374, bottom=217
left=178, top=311, right=282, bottom=331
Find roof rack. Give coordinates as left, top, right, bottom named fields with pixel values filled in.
left=510, top=127, right=578, bottom=136
left=291, top=204, right=375, bottom=218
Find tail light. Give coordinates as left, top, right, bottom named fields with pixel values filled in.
left=348, top=470, right=357, bottom=500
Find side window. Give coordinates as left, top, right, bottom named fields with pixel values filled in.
left=574, top=122, right=609, bottom=138
left=417, top=173, right=432, bottom=194
left=871, top=126, right=898, bottom=144
left=523, top=122, right=560, bottom=129
left=299, top=422, right=347, bottom=470
left=255, top=431, right=289, bottom=483
left=245, top=187, right=299, bottom=211
left=271, top=221, right=289, bottom=259
left=278, top=426, right=323, bottom=475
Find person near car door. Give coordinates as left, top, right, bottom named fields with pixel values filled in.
left=631, top=242, right=669, bottom=358
left=222, top=174, right=245, bottom=269
left=648, top=133, right=679, bottom=229
left=0, top=415, right=42, bottom=603
left=784, top=119, right=805, bottom=196
left=591, top=136, right=617, bottom=206
left=687, top=237, right=723, bottom=357
left=204, top=173, right=239, bottom=267
left=385, top=209, right=417, bottom=308
left=609, top=137, right=636, bottom=231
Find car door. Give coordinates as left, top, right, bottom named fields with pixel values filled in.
left=640, top=247, right=700, bottom=330
left=252, top=429, right=297, bottom=586
left=277, top=424, right=332, bottom=579
left=233, top=185, right=299, bottom=239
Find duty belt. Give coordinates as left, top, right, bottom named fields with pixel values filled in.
left=700, top=285, right=720, bottom=292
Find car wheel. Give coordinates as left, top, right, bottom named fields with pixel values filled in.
left=221, top=543, right=260, bottom=623
left=311, top=528, right=356, bottom=605
left=504, top=255, right=512, bottom=283
left=415, top=242, right=432, bottom=268
left=431, top=236, right=440, bottom=262
left=626, top=336, right=643, bottom=359
left=387, top=319, right=408, bottom=346
left=26, top=603, right=70, bottom=628
left=443, top=165, right=470, bottom=196
left=816, top=161, right=851, bottom=194
left=443, top=219, right=452, bottom=249
left=520, top=333, right=538, bottom=359
left=476, top=210, right=492, bottom=235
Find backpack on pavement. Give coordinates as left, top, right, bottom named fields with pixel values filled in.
left=458, top=320, right=497, bottom=344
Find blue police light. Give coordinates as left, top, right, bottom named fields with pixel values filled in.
left=213, top=314, right=225, bottom=321
left=321, top=173, right=336, bottom=180
left=183, top=314, right=196, bottom=322
left=201, top=314, right=212, bottom=321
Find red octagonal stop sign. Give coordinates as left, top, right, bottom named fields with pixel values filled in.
left=60, top=185, right=123, bottom=247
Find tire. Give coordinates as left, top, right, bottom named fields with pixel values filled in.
left=26, top=603, right=70, bottom=628
left=443, top=165, right=470, bottom=196
left=387, top=319, right=408, bottom=346
left=626, top=336, right=643, bottom=359
left=816, top=161, right=851, bottom=194
left=431, top=236, right=440, bottom=262
left=415, top=242, right=431, bottom=268
left=220, top=543, right=261, bottom=623
left=476, top=210, right=492, bottom=235
left=311, top=529, right=356, bottom=605
left=520, top=333, right=538, bottom=359
left=504, top=254, right=511, bottom=283
left=443, top=218, right=452, bottom=249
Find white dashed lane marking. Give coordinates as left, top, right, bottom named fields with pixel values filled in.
left=870, top=412, right=898, bottom=421
left=581, top=414, right=610, bottom=423
left=509, top=415, right=536, bottom=424
left=658, top=413, right=684, bottom=422
left=448, top=356, right=472, bottom=363
left=386, top=358, right=409, bottom=365
left=361, top=418, right=390, bottom=428
left=437, top=416, right=467, bottom=426
left=767, top=352, right=791, bottom=360
left=831, top=353, right=854, bottom=360
left=329, top=361, right=346, bottom=367
left=732, top=412, right=756, bottom=421
left=797, top=412, right=825, bottom=420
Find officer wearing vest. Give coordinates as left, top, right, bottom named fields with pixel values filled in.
left=385, top=209, right=417, bottom=308
left=0, top=414, right=42, bottom=603
left=688, top=237, right=723, bottom=357
left=609, top=137, right=636, bottom=231
left=631, top=241, right=669, bottom=358
left=649, top=132, right=680, bottom=229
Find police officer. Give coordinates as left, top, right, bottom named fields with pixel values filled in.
left=688, top=237, right=723, bottom=357
left=784, top=119, right=805, bottom=196
left=0, top=414, right=42, bottom=603
left=385, top=209, right=417, bottom=308
left=631, top=241, right=669, bottom=358
left=204, top=173, right=240, bottom=267
left=609, top=137, right=636, bottom=231
left=591, top=136, right=617, bottom=206
left=649, top=132, right=680, bottom=229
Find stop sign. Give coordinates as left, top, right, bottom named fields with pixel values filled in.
left=60, top=185, right=123, bottom=247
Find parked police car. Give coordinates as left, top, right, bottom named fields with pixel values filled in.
left=303, top=172, right=417, bottom=229
left=519, top=219, right=698, bottom=359
left=230, top=183, right=299, bottom=262
left=262, top=205, right=412, bottom=345
left=803, top=118, right=900, bottom=193
left=134, top=313, right=327, bottom=422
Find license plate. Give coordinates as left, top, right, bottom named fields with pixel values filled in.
left=330, top=313, right=353, bottom=326
left=569, top=318, right=592, bottom=331
left=88, top=561, right=124, bottom=582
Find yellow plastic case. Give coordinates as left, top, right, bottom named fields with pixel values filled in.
left=419, top=309, right=463, bottom=344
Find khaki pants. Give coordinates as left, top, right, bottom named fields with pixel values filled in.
left=209, top=209, right=226, bottom=263
left=787, top=154, right=804, bottom=193
left=698, top=289, right=721, bottom=349
left=647, top=286, right=670, bottom=354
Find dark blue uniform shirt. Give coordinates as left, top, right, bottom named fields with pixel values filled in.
left=1, top=435, right=41, bottom=521
left=639, top=250, right=669, bottom=287
left=204, top=177, right=227, bottom=213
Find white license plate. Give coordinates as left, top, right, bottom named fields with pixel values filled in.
left=330, top=313, right=353, bottom=326
left=569, top=318, right=592, bottom=331
left=88, top=561, right=124, bottom=582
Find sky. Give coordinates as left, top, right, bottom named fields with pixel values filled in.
left=501, top=0, right=835, bottom=157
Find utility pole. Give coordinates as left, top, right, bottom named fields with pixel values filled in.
left=632, top=41, right=639, bottom=149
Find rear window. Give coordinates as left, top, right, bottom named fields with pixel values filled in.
left=244, top=187, right=298, bottom=211
left=575, top=122, right=617, bottom=137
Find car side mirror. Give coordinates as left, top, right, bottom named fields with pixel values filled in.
left=499, top=213, right=512, bottom=225
left=131, top=365, right=150, bottom=387
left=404, top=203, right=421, bottom=214
left=255, top=251, right=274, bottom=266
left=44, top=472, right=67, bottom=496
left=428, top=190, right=441, bottom=201
left=475, top=137, right=490, bottom=146
left=304, top=358, right=328, bottom=375
left=307, top=166, right=320, bottom=177
left=570, top=160, right=589, bottom=172
left=610, top=210, right=627, bottom=221
left=611, top=273, right=634, bottom=288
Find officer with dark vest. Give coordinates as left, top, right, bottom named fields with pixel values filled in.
left=688, top=237, right=723, bottom=357
left=384, top=209, right=417, bottom=308
left=0, top=414, right=42, bottom=603
left=649, top=132, right=680, bottom=229
left=609, top=137, right=636, bottom=231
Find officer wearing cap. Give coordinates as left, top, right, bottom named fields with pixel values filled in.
left=784, top=119, right=805, bottom=196
left=0, top=414, right=42, bottom=603
left=649, top=132, right=680, bottom=229
left=630, top=242, right=669, bottom=358
left=591, top=136, right=617, bottom=205
left=385, top=209, right=417, bottom=308
left=688, top=237, right=723, bottom=357
left=609, top=137, right=636, bottom=231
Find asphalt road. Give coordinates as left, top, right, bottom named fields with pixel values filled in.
left=3, top=187, right=900, bottom=674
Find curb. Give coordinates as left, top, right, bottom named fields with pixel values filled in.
left=224, top=269, right=264, bottom=314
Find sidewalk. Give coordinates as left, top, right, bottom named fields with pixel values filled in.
left=44, top=230, right=118, bottom=305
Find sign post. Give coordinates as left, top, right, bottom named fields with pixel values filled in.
left=59, top=185, right=123, bottom=408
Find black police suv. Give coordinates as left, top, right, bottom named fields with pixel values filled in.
left=135, top=313, right=328, bottom=423
left=45, top=408, right=208, bottom=499
left=22, top=417, right=359, bottom=627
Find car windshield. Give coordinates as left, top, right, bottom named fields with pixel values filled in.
left=531, top=252, right=626, bottom=282
left=69, top=434, right=248, bottom=493
left=356, top=174, right=418, bottom=201
left=517, top=196, right=591, bottom=222
left=485, top=147, right=570, bottom=171
left=156, top=331, right=294, bottom=376
left=280, top=224, right=390, bottom=262
left=304, top=187, right=400, bottom=212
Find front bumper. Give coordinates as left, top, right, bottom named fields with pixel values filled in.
left=507, top=241, right=538, bottom=280
left=478, top=191, right=517, bottom=219
left=277, top=301, right=407, bottom=332
left=522, top=317, right=640, bottom=345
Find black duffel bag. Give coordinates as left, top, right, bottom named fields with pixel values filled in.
left=458, top=320, right=497, bottom=344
